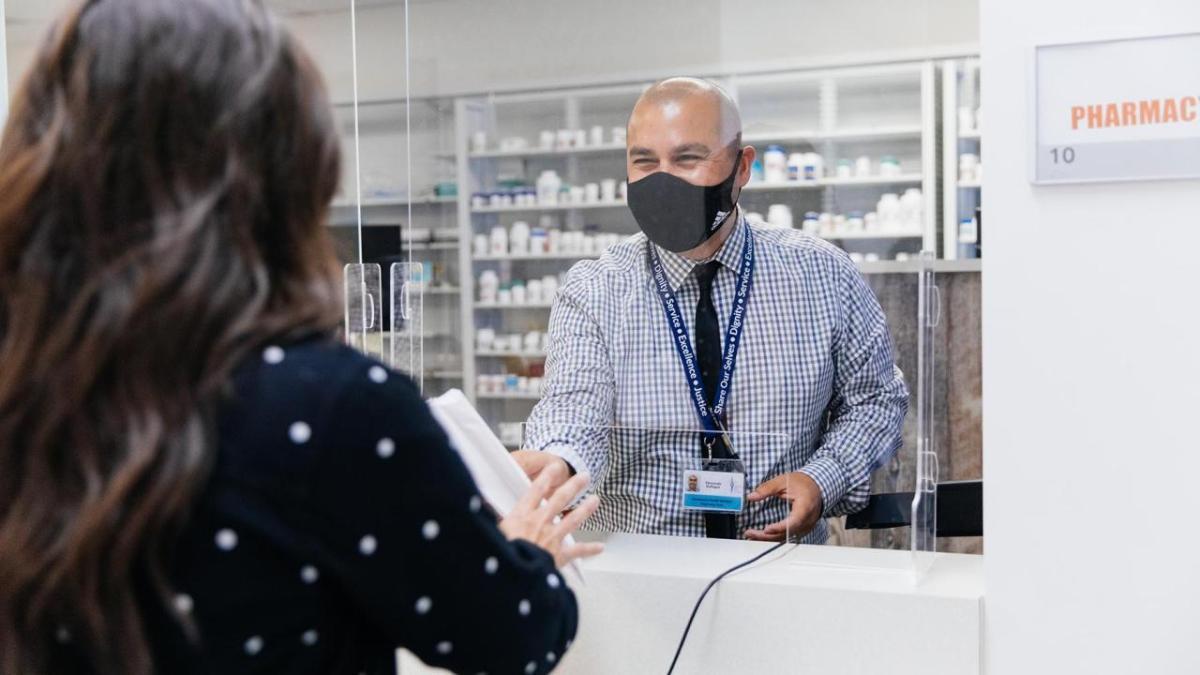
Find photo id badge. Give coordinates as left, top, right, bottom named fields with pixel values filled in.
left=681, top=458, right=746, bottom=513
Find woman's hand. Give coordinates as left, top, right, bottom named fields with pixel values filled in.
left=499, top=461, right=604, bottom=568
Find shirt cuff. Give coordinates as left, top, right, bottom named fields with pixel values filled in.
left=798, top=457, right=850, bottom=516
left=541, top=443, right=588, bottom=479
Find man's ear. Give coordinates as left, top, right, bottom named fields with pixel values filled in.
left=737, top=146, right=757, bottom=187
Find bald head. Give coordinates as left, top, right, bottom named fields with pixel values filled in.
left=630, top=77, right=742, bottom=147
left=626, top=77, right=753, bottom=192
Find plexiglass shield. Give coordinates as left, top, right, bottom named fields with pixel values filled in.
left=520, top=422, right=803, bottom=544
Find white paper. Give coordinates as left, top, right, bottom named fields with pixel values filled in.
left=427, top=389, right=584, bottom=586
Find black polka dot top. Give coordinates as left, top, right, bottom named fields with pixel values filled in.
left=144, top=336, right=578, bottom=674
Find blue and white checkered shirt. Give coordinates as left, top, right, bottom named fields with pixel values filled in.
left=525, top=213, right=908, bottom=544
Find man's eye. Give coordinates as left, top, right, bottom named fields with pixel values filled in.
left=633, top=158, right=656, bottom=165
left=676, top=156, right=702, bottom=162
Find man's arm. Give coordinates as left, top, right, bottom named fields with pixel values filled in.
left=799, top=258, right=910, bottom=517
left=519, top=272, right=616, bottom=485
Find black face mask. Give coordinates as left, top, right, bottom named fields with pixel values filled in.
left=627, top=150, right=743, bottom=253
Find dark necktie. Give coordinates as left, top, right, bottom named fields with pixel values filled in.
left=694, top=261, right=737, bottom=539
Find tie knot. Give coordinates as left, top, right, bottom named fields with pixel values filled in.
left=694, top=261, right=721, bottom=291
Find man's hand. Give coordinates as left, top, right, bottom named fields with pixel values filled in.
left=511, top=450, right=572, bottom=491
left=743, top=471, right=824, bottom=542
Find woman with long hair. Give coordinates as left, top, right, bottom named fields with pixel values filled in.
left=0, top=1, right=600, bottom=673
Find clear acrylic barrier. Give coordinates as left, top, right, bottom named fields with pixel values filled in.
left=390, top=262, right=425, bottom=392
left=520, top=422, right=804, bottom=544
left=344, top=262, right=383, bottom=361
left=912, top=253, right=941, bottom=581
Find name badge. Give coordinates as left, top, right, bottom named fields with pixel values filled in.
left=681, top=461, right=746, bottom=513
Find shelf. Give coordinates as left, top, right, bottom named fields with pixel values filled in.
left=426, top=370, right=464, bottom=379
left=742, top=175, right=924, bottom=192
left=472, top=201, right=627, bottom=214
left=477, top=391, right=542, bottom=401
left=857, top=259, right=982, bottom=274
left=743, top=125, right=924, bottom=144
left=958, top=180, right=983, bottom=189
left=473, top=252, right=600, bottom=262
left=399, top=241, right=460, bottom=251
left=475, top=302, right=555, bottom=310
left=959, top=130, right=982, bottom=140
left=476, top=350, right=548, bottom=358
left=822, top=229, right=925, bottom=241
left=470, top=143, right=626, bottom=159
left=332, top=195, right=457, bottom=208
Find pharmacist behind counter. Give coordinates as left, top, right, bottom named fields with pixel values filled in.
left=512, top=77, right=909, bottom=544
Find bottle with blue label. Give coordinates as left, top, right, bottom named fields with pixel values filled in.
left=958, top=217, right=979, bottom=259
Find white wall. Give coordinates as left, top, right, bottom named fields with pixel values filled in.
left=287, top=0, right=977, bottom=102
left=980, top=2, right=1200, bottom=674
left=0, top=0, right=971, bottom=104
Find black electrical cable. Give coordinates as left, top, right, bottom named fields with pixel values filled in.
left=665, top=541, right=787, bottom=675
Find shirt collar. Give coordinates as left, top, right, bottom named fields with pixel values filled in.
left=653, top=211, right=748, bottom=292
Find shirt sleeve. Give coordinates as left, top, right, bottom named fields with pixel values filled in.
left=307, top=360, right=577, bottom=675
left=799, top=257, right=910, bottom=517
left=524, top=270, right=615, bottom=483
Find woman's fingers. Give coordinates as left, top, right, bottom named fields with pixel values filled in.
left=556, top=541, right=605, bottom=568
left=513, top=464, right=557, bottom=515
left=540, top=472, right=590, bottom=517
left=551, top=495, right=600, bottom=540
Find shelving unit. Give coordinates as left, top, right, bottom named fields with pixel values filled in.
left=469, top=143, right=627, bottom=159
left=445, top=63, right=944, bottom=435
left=476, top=349, right=549, bottom=358
left=474, top=301, right=555, bottom=310
left=942, top=57, right=983, bottom=261
left=725, top=62, right=939, bottom=265
left=332, top=57, right=983, bottom=437
left=472, top=252, right=600, bottom=262
left=742, top=174, right=925, bottom=191
left=328, top=97, right=465, bottom=398
left=455, top=83, right=646, bottom=433
left=476, top=391, right=544, bottom=401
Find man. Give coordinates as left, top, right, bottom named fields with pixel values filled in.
left=513, top=77, right=907, bottom=544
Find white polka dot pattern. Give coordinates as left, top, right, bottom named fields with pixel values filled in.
left=547, top=573, right=560, bottom=589
left=215, top=529, right=238, bottom=551
left=436, top=641, right=453, bottom=655
left=244, top=636, right=264, bottom=656
left=262, top=346, right=285, bottom=364
left=301, top=630, right=319, bottom=646
left=469, top=495, right=482, bottom=513
left=369, top=366, right=388, bottom=383
left=174, top=594, right=194, bottom=614
left=484, top=557, right=498, bottom=574
left=376, top=437, right=395, bottom=458
left=359, top=535, right=377, bottom=556
left=301, top=565, right=319, bottom=584
left=422, top=520, right=440, bottom=540
left=518, top=599, right=531, bottom=616
left=415, top=596, right=432, bottom=615
left=55, top=626, right=71, bottom=644
left=289, top=421, right=311, bottom=444
left=524, top=661, right=536, bottom=674
left=546, top=652, right=557, bottom=663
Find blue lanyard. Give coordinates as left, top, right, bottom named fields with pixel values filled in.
left=649, top=227, right=755, bottom=436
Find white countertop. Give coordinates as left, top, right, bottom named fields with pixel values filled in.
left=399, top=533, right=984, bottom=675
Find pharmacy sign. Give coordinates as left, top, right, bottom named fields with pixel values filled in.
left=1032, top=32, right=1200, bottom=184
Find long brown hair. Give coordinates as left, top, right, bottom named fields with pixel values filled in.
left=0, top=0, right=343, bottom=672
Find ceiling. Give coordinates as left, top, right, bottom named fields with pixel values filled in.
left=4, top=0, right=407, bottom=23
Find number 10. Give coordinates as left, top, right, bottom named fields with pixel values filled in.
left=1051, top=147, right=1076, bottom=164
